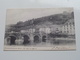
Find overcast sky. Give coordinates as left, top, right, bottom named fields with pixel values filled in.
left=6, top=8, right=73, bottom=25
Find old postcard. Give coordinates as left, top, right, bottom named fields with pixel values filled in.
left=4, top=8, right=76, bottom=51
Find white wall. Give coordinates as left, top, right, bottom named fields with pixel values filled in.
left=0, top=0, right=80, bottom=60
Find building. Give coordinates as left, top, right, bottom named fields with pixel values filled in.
left=61, top=19, right=75, bottom=35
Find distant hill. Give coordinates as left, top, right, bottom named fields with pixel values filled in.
left=7, top=12, right=74, bottom=32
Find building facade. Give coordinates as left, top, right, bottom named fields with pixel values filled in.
left=61, top=19, right=75, bottom=35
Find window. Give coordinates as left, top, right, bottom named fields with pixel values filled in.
left=70, top=23, right=71, bottom=27
left=67, top=27, right=68, bottom=30
left=67, top=31, right=69, bottom=33
left=73, top=22, right=74, bottom=25
left=64, top=31, right=66, bottom=33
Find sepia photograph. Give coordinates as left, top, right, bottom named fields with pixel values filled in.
left=4, top=8, right=76, bottom=51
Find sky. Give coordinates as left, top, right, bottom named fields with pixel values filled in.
left=6, top=8, right=73, bottom=25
